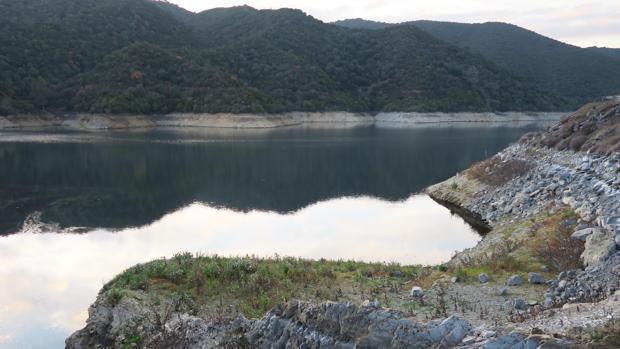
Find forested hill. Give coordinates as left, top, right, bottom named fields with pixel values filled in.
left=335, top=19, right=620, bottom=107
left=0, top=0, right=567, bottom=115
left=587, top=47, right=620, bottom=60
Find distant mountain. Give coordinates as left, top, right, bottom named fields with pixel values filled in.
left=333, top=19, right=620, bottom=106
left=332, top=18, right=393, bottom=30
left=410, top=21, right=620, bottom=106
left=0, top=0, right=567, bottom=115
left=186, top=7, right=562, bottom=112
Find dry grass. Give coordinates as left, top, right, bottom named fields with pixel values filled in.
left=526, top=210, right=584, bottom=271
left=586, top=319, right=620, bottom=348
left=467, top=157, right=533, bottom=186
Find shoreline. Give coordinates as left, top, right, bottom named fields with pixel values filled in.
left=66, top=100, right=620, bottom=348
left=0, top=111, right=566, bottom=131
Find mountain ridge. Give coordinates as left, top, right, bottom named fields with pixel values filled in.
left=2, top=0, right=608, bottom=115
left=334, top=18, right=620, bottom=106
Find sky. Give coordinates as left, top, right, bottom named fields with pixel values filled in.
left=166, top=0, right=620, bottom=48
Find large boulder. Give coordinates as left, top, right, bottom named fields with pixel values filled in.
left=528, top=272, right=545, bottom=284
left=571, top=227, right=599, bottom=241
left=582, top=230, right=617, bottom=266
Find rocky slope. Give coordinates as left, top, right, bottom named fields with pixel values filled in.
left=427, top=100, right=620, bottom=338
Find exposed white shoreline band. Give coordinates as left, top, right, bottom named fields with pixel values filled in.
left=0, top=111, right=566, bottom=130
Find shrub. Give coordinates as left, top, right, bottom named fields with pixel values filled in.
left=107, top=287, right=127, bottom=306
left=528, top=220, right=584, bottom=271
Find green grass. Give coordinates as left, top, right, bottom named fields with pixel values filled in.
left=102, top=253, right=441, bottom=318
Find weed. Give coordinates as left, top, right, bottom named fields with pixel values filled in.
left=106, top=287, right=127, bottom=306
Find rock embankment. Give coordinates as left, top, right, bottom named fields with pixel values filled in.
left=427, top=101, right=620, bottom=337
left=0, top=111, right=560, bottom=130
left=67, top=296, right=574, bottom=349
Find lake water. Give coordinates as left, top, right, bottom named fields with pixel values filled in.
left=0, top=124, right=545, bottom=348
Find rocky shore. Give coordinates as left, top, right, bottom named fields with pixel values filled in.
left=0, top=111, right=562, bottom=131
left=66, top=101, right=618, bottom=348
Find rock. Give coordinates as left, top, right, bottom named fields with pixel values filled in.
left=507, top=275, right=523, bottom=286
left=572, top=227, right=599, bottom=241
left=541, top=265, right=550, bottom=272
left=479, top=273, right=490, bottom=283
left=482, top=333, right=541, bottom=349
left=528, top=272, right=545, bottom=284
left=410, top=286, right=424, bottom=297
left=69, top=298, right=477, bottom=349
left=562, top=196, right=577, bottom=207
left=245, top=302, right=472, bottom=348
left=582, top=230, right=617, bottom=266
left=514, top=298, right=526, bottom=310
left=558, top=280, right=567, bottom=289
left=451, top=276, right=459, bottom=283
left=543, top=296, right=554, bottom=308
left=496, top=287, right=508, bottom=296
left=362, top=299, right=380, bottom=308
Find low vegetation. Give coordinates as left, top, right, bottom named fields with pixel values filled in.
left=453, top=207, right=582, bottom=280
left=103, top=253, right=444, bottom=318
left=527, top=209, right=584, bottom=271
left=586, top=319, right=620, bottom=348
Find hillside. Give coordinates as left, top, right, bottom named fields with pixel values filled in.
left=1, top=0, right=566, bottom=115
left=333, top=19, right=620, bottom=107
left=410, top=21, right=620, bottom=106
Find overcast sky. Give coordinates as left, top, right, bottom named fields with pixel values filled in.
left=167, top=0, right=620, bottom=48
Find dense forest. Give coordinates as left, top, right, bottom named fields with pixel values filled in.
left=336, top=19, right=620, bottom=106
left=1, top=0, right=616, bottom=115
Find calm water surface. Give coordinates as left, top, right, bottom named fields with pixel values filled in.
left=0, top=124, right=546, bottom=348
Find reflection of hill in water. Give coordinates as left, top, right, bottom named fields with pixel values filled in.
left=0, top=126, right=540, bottom=234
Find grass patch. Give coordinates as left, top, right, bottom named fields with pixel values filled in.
left=103, top=253, right=442, bottom=319
left=453, top=207, right=580, bottom=280
left=586, top=319, right=620, bottom=348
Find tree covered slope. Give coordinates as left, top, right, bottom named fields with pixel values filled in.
left=410, top=21, right=620, bottom=106
left=0, top=0, right=571, bottom=115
